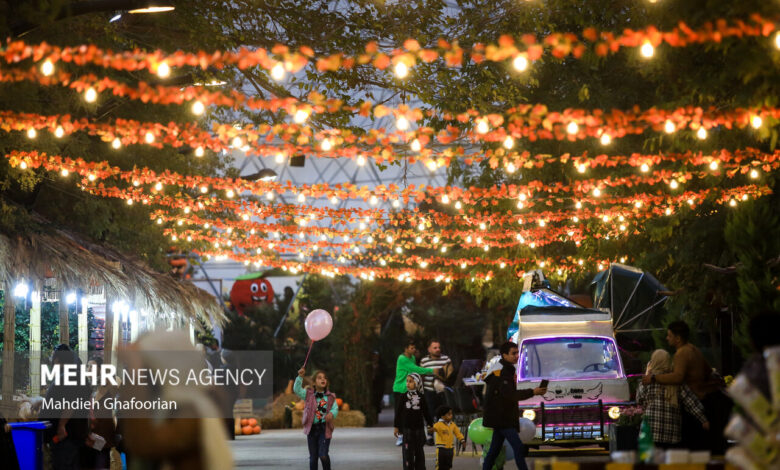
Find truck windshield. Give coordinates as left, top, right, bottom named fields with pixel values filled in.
left=518, top=336, right=623, bottom=380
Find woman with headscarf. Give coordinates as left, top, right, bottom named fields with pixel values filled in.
left=636, top=349, right=710, bottom=448
left=393, top=373, right=434, bottom=470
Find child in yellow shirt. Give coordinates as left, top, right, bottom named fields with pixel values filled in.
left=432, top=406, right=466, bottom=470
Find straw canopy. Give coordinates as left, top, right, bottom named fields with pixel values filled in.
left=0, top=218, right=224, bottom=326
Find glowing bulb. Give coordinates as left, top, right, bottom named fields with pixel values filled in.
left=356, top=155, right=366, bottom=166
left=538, top=220, right=546, bottom=227
left=576, top=163, right=586, bottom=173
left=54, top=126, right=64, bottom=138
left=455, top=201, right=462, bottom=210
left=775, top=31, right=780, bottom=50
left=634, top=201, right=642, bottom=208
left=370, top=195, right=378, bottom=205
left=26, top=128, right=36, bottom=139
left=156, top=62, right=170, bottom=78
left=195, top=146, right=204, bottom=157
left=575, top=201, right=582, bottom=209
left=696, top=127, right=707, bottom=140
left=513, top=55, right=528, bottom=72
left=709, top=160, right=719, bottom=171
left=87, top=173, right=95, bottom=181
left=751, top=115, right=763, bottom=129
left=566, top=122, right=579, bottom=135
left=297, top=193, right=305, bottom=203
left=600, top=133, right=611, bottom=145
left=84, top=87, right=97, bottom=102
left=506, top=162, right=516, bottom=173
left=226, top=189, right=235, bottom=198
left=61, top=168, right=69, bottom=177
left=293, top=109, right=309, bottom=123
left=426, top=160, right=437, bottom=171
left=126, top=199, right=133, bottom=205
left=200, top=185, right=208, bottom=193
left=145, top=131, right=154, bottom=143
left=729, top=199, right=737, bottom=207
left=112, top=137, right=121, bottom=149
left=640, top=41, right=654, bottom=58
left=476, top=120, right=489, bottom=134
left=749, top=168, right=759, bottom=179
left=593, top=187, right=601, bottom=197
left=503, top=136, right=514, bottom=149
left=271, top=63, right=285, bottom=80
left=665, top=207, right=672, bottom=215
left=640, top=163, right=649, bottom=173
left=330, top=196, right=338, bottom=205
left=192, top=101, right=205, bottom=115
left=669, top=180, right=679, bottom=190
left=394, top=62, right=409, bottom=79
left=664, top=120, right=675, bottom=133
left=41, top=59, right=54, bottom=76
left=396, top=116, right=409, bottom=131
left=441, top=194, right=450, bottom=204
left=411, top=139, right=422, bottom=152
left=232, top=136, right=243, bottom=148
left=321, top=139, right=332, bottom=151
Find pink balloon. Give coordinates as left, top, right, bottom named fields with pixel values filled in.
left=304, top=309, right=333, bottom=341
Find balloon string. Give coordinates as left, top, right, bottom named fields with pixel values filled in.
left=302, top=340, right=315, bottom=368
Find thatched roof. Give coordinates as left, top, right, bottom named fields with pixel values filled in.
left=0, top=222, right=225, bottom=326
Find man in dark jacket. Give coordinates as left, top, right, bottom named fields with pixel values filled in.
left=482, top=341, right=546, bottom=470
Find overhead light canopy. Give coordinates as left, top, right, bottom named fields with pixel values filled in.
left=128, top=4, right=175, bottom=14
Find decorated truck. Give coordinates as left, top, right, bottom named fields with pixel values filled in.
left=505, top=271, right=635, bottom=449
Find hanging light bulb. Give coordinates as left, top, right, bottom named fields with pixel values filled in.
left=112, top=137, right=121, bottom=149
left=750, top=168, right=759, bottom=179
left=275, top=152, right=285, bottom=163
left=321, top=138, right=332, bottom=151
left=84, top=87, right=97, bottom=103
left=271, top=63, right=285, bottom=80
left=709, top=160, right=719, bottom=171
left=145, top=131, right=155, bottom=143
left=669, top=180, right=679, bottom=189
left=356, top=155, right=366, bottom=166
left=593, top=187, right=602, bottom=197
left=396, top=116, right=409, bottom=131
left=226, top=189, right=235, bottom=198
left=750, top=115, right=763, bottom=129
left=200, top=185, right=208, bottom=193
left=441, top=194, right=450, bottom=204
left=232, top=136, right=243, bottom=148
left=126, top=198, right=133, bottom=205
left=330, top=196, right=338, bottom=205
left=476, top=119, right=489, bottom=134
left=411, top=139, right=422, bottom=152
left=640, top=40, right=654, bottom=58
left=664, top=120, right=675, bottom=133
left=503, top=136, right=514, bottom=149
left=297, top=193, right=305, bottom=203
left=60, top=168, right=69, bottom=177
left=293, top=109, right=309, bottom=123
left=87, top=173, right=96, bottom=181
left=394, top=62, right=409, bottom=79
left=54, top=126, right=64, bottom=138
left=41, top=59, right=54, bottom=76
left=576, top=163, right=587, bottom=173
left=506, top=162, right=516, bottom=173
left=775, top=31, right=780, bottom=50
left=426, top=159, right=437, bottom=171
left=26, top=128, right=37, bottom=139
left=634, top=200, right=642, bottom=208
left=191, top=100, right=205, bottom=115
left=156, top=62, right=171, bottom=78
left=512, top=55, right=528, bottom=72
left=154, top=182, right=163, bottom=191
left=195, top=146, right=204, bottom=157
left=640, top=163, right=649, bottom=172
left=600, top=133, right=611, bottom=145
left=566, top=122, right=579, bottom=135
left=696, top=127, right=707, bottom=140
left=454, top=201, right=462, bottom=210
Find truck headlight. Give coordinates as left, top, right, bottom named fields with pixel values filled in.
left=608, top=406, right=621, bottom=420
left=522, top=409, right=536, bottom=421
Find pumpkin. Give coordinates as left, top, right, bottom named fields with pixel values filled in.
left=336, top=398, right=343, bottom=408
left=252, top=425, right=261, bottom=434
left=294, top=401, right=305, bottom=410
left=341, top=403, right=350, bottom=411
left=248, top=418, right=258, bottom=426
left=242, top=425, right=253, bottom=435
left=240, top=418, right=249, bottom=426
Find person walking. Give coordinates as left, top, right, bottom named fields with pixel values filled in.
left=641, top=321, right=729, bottom=453
left=482, top=341, right=546, bottom=470
left=394, top=340, right=436, bottom=445
left=420, top=339, right=452, bottom=445
left=394, top=373, right=434, bottom=470
left=637, top=349, right=710, bottom=449
left=432, top=405, right=465, bottom=470
left=295, top=368, right=339, bottom=470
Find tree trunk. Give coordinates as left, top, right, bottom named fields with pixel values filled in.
left=104, top=290, right=114, bottom=365
left=78, top=294, right=89, bottom=364
left=2, top=281, right=16, bottom=415
left=29, top=285, right=42, bottom=396
left=59, top=288, right=69, bottom=346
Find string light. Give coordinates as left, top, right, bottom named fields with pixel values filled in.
left=640, top=163, right=650, bottom=173
left=293, top=109, right=309, bottom=123
left=195, top=146, right=204, bottom=157
left=775, top=31, right=780, bottom=50
left=112, top=137, right=121, bottom=149
left=156, top=62, right=170, bottom=78
left=84, top=87, right=97, bottom=103
left=709, top=160, right=719, bottom=170
left=396, top=116, right=409, bottom=131
left=441, top=194, right=450, bottom=204
left=593, top=187, right=601, bottom=197
left=566, top=122, right=579, bottom=134
left=503, top=136, right=514, bottom=149
left=145, top=131, right=155, bottom=143
left=411, top=139, right=422, bottom=152
left=576, top=163, right=586, bottom=173
left=41, top=59, right=54, bottom=76
left=321, top=139, right=332, bottom=151
left=192, top=101, right=205, bottom=115
left=54, top=126, right=64, bottom=138
left=512, top=55, right=529, bottom=72
left=26, top=128, right=36, bottom=139
left=454, top=201, right=462, bottom=210
left=356, top=155, right=366, bottom=166
left=600, top=134, right=611, bottom=145
left=640, top=40, right=654, bottom=58
left=60, top=168, right=69, bottom=177
left=729, top=199, right=737, bottom=207
left=271, top=63, right=286, bottom=80
left=696, top=127, right=707, bottom=140
left=750, top=115, right=763, bottom=129
left=476, top=119, right=489, bottom=134
left=749, top=168, right=759, bottom=179
left=664, top=120, right=675, bottom=133
left=232, top=136, right=243, bottom=148
left=393, top=61, right=411, bottom=79
left=669, top=180, right=679, bottom=189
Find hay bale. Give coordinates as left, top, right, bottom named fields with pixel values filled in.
left=291, top=410, right=366, bottom=428
left=259, top=392, right=299, bottom=429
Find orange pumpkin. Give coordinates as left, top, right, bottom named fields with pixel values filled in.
left=240, top=418, right=249, bottom=426
left=242, top=425, right=253, bottom=435
left=294, top=401, right=305, bottom=410
left=252, top=425, right=261, bottom=434
left=336, top=398, right=343, bottom=408
left=248, top=418, right=258, bottom=426
left=341, top=403, right=350, bottom=411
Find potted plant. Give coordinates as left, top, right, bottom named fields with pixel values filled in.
left=609, top=406, right=644, bottom=452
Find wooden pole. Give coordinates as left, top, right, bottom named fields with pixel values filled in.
left=78, top=294, right=88, bottom=364
left=29, top=285, right=41, bottom=396
left=1, top=280, right=16, bottom=416
left=58, top=285, right=69, bottom=345
left=104, top=289, right=114, bottom=365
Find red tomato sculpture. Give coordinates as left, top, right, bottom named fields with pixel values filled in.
left=229, top=273, right=275, bottom=316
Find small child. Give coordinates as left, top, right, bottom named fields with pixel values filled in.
left=295, top=368, right=339, bottom=470
left=432, top=405, right=466, bottom=470
left=394, top=373, right=434, bottom=470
